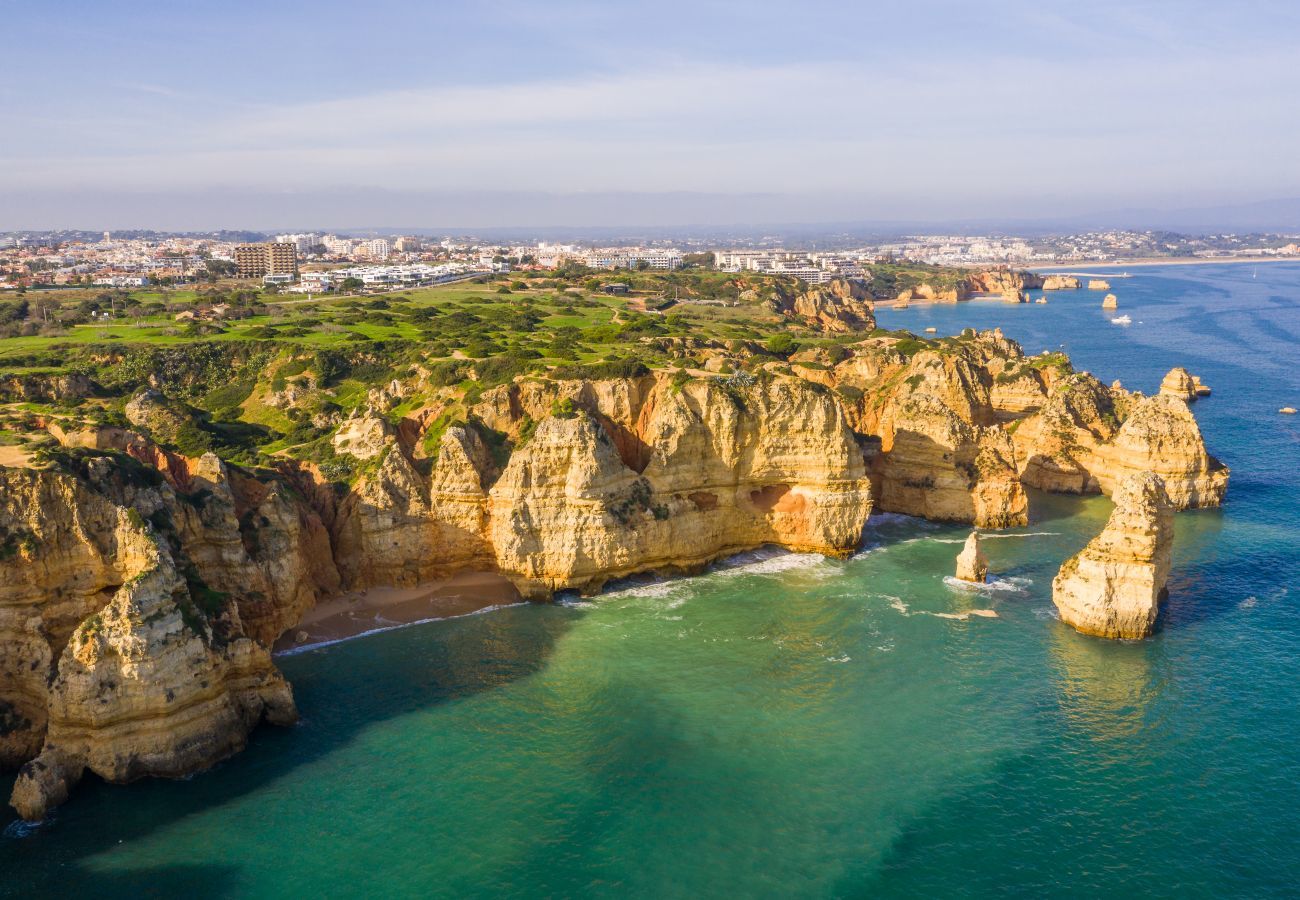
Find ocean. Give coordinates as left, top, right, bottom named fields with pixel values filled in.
left=4, top=262, right=1300, bottom=897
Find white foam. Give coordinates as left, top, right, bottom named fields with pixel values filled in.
left=3, top=819, right=45, bottom=838
left=715, top=552, right=830, bottom=577
left=932, top=609, right=999, bottom=620
left=605, top=580, right=683, bottom=600
left=275, top=602, right=528, bottom=656
left=825, top=654, right=852, bottom=663
left=928, top=531, right=1061, bottom=544
left=942, top=575, right=1031, bottom=594
left=886, top=596, right=910, bottom=615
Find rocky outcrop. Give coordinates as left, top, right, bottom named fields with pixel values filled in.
left=896, top=284, right=961, bottom=302
left=1052, top=471, right=1173, bottom=639
left=0, top=372, right=96, bottom=403
left=955, top=531, right=989, bottom=583
left=865, top=348, right=1028, bottom=527
left=1102, top=294, right=1118, bottom=309
left=1094, top=395, right=1228, bottom=508
left=491, top=376, right=873, bottom=595
left=332, top=407, right=396, bottom=460
left=1014, top=376, right=1227, bottom=509
left=1043, top=275, right=1081, bottom=290
left=787, top=278, right=876, bottom=332
left=334, top=374, right=873, bottom=599
left=0, top=334, right=1232, bottom=816
left=0, top=467, right=297, bottom=820
left=1088, top=279, right=1111, bottom=290
left=124, top=389, right=199, bottom=447
left=1159, top=367, right=1198, bottom=401
left=334, top=424, right=496, bottom=588
left=966, top=269, right=1043, bottom=298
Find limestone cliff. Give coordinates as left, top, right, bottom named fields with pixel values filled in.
left=1159, top=367, right=1198, bottom=401
left=1043, top=275, right=1081, bottom=290
left=338, top=374, right=873, bottom=598
left=0, top=334, right=1232, bottom=817
left=0, top=467, right=297, bottom=820
left=966, top=269, right=1044, bottom=298
left=780, top=278, right=876, bottom=332
left=1052, top=471, right=1173, bottom=639
left=1014, top=376, right=1227, bottom=509
left=849, top=344, right=1028, bottom=528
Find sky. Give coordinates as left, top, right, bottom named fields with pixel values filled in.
left=3, top=0, right=1300, bottom=230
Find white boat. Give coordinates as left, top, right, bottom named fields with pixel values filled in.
left=1110, top=315, right=1132, bottom=325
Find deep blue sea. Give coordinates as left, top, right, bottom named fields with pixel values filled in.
left=3, top=262, right=1300, bottom=898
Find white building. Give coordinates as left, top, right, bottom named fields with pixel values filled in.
left=274, top=233, right=323, bottom=253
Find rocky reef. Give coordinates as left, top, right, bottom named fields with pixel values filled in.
left=1052, top=471, right=1174, bottom=639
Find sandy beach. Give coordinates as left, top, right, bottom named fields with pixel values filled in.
left=1036, top=255, right=1297, bottom=271
left=273, top=571, right=523, bottom=653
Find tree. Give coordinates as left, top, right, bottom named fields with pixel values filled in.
left=765, top=333, right=795, bottom=355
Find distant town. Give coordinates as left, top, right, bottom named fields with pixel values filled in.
left=2, top=228, right=1298, bottom=293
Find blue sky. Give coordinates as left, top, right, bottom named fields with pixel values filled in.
left=3, top=0, right=1300, bottom=229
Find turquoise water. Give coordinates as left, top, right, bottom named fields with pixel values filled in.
left=4, top=262, right=1300, bottom=898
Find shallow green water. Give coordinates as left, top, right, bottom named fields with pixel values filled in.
left=4, top=263, right=1300, bottom=897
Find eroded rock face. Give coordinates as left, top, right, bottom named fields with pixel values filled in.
left=488, top=377, right=873, bottom=596
left=1097, top=395, right=1228, bottom=508
left=1014, top=377, right=1228, bottom=509
left=332, top=407, right=396, bottom=460
left=1043, top=275, right=1081, bottom=290
left=1052, top=472, right=1173, bottom=639
left=966, top=269, right=1044, bottom=297
left=0, top=468, right=297, bottom=821
left=866, top=348, right=1028, bottom=528
left=955, top=532, right=989, bottom=583
left=0, top=340, right=1230, bottom=816
left=1159, top=367, right=1198, bottom=401
left=773, top=278, right=876, bottom=332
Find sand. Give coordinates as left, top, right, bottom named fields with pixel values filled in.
left=273, top=571, right=523, bottom=653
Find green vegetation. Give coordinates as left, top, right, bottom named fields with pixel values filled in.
left=0, top=265, right=992, bottom=480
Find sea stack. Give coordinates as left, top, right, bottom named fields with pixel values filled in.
left=1102, top=294, right=1119, bottom=309
left=1052, top=471, right=1173, bottom=639
left=955, top=531, right=990, bottom=583
left=1088, top=279, right=1111, bottom=290
left=1159, top=367, right=1199, bottom=402
left=1043, top=275, right=1080, bottom=290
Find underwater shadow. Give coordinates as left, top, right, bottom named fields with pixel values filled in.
left=0, top=603, right=575, bottom=885
left=5, top=860, right=240, bottom=899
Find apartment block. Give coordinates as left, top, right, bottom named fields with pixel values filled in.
left=235, top=242, right=298, bottom=278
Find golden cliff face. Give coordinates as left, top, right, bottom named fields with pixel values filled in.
left=336, top=374, right=873, bottom=598
left=0, top=468, right=297, bottom=821
left=835, top=339, right=1030, bottom=528
left=1052, top=471, right=1174, bottom=639
left=0, top=335, right=1230, bottom=818
left=1014, top=375, right=1228, bottom=508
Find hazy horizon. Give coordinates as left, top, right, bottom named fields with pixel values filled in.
left=5, top=1, right=1300, bottom=231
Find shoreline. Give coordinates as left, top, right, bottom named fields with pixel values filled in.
left=1034, top=256, right=1297, bottom=270
left=272, top=571, right=523, bottom=654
